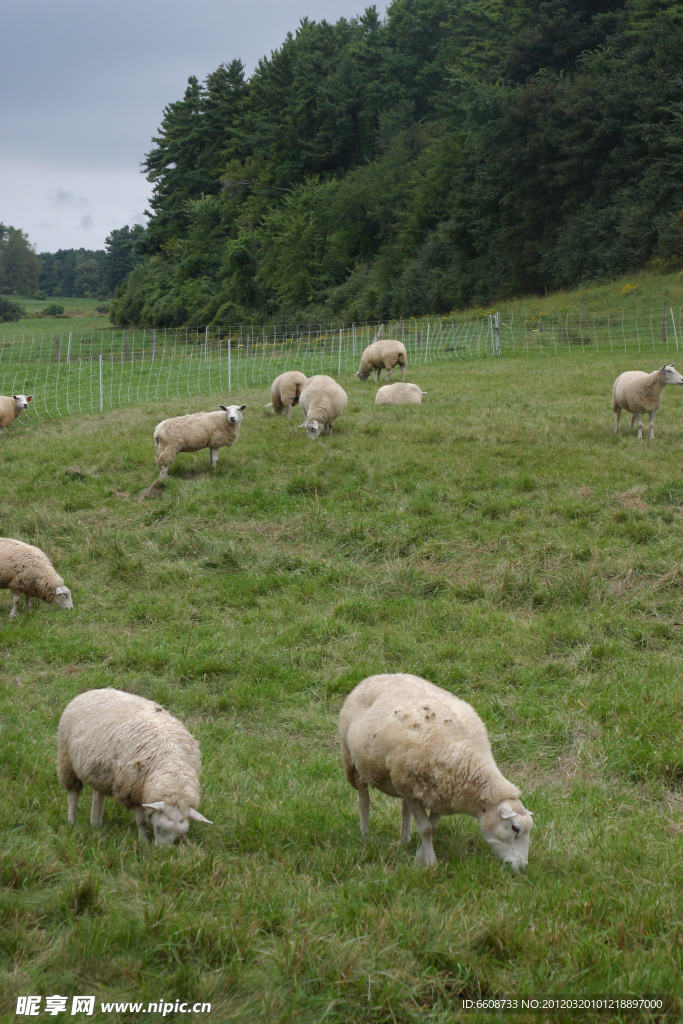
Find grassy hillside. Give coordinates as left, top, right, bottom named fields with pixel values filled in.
left=1, top=351, right=683, bottom=1022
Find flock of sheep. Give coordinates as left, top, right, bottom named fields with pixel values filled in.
left=0, top=343, right=681, bottom=870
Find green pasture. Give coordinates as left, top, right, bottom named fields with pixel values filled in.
left=2, top=351, right=683, bottom=1023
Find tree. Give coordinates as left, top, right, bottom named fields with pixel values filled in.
left=0, top=224, right=40, bottom=295
left=104, top=225, right=146, bottom=291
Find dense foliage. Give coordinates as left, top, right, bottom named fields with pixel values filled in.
left=111, top=0, right=683, bottom=328
left=0, top=296, right=25, bottom=322
left=37, top=248, right=107, bottom=298
left=0, top=224, right=40, bottom=296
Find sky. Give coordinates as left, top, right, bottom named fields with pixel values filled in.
left=0, top=0, right=388, bottom=254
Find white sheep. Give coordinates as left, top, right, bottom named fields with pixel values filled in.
left=0, top=394, right=32, bottom=435
left=612, top=364, right=683, bottom=439
left=298, top=375, right=348, bottom=439
left=57, top=688, right=212, bottom=845
left=154, top=403, right=246, bottom=479
left=265, top=371, right=308, bottom=416
left=340, top=673, right=533, bottom=871
left=0, top=538, right=73, bottom=618
left=375, top=383, right=426, bottom=406
left=355, top=340, right=407, bottom=383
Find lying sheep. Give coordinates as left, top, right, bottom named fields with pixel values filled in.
left=298, top=375, right=348, bottom=439
left=355, top=340, right=407, bottom=383
left=375, top=383, right=426, bottom=406
left=612, top=364, right=683, bottom=439
left=266, top=371, right=308, bottom=416
left=0, top=394, right=32, bottom=435
left=0, top=538, right=73, bottom=618
left=57, top=688, right=212, bottom=845
left=340, top=673, right=533, bottom=871
left=154, top=403, right=246, bottom=478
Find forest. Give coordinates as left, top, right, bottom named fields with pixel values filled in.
left=110, top=0, right=683, bottom=328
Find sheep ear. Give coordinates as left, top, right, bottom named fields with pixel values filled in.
left=499, top=803, right=516, bottom=819
left=239, top=405, right=247, bottom=411
left=142, top=801, right=165, bottom=812
left=55, top=586, right=68, bottom=595
left=188, top=808, right=212, bottom=824
left=219, top=405, right=228, bottom=411
left=27, top=396, right=33, bottom=402
left=297, top=422, right=307, bottom=428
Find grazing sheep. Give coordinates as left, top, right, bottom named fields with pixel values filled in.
left=375, top=383, right=426, bottom=406
left=340, top=673, right=533, bottom=871
left=298, top=375, right=348, bottom=439
left=154, top=404, right=246, bottom=479
left=266, top=371, right=308, bottom=416
left=355, top=340, right=407, bottom=383
left=612, top=364, right=683, bottom=439
left=0, top=538, right=73, bottom=618
left=0, top=394, right=32, bottom=435
left=57, top=688, right=212, bottom=845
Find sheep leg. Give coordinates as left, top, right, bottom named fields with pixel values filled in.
left=285, top=405, right=292, bottom=417
left=614, top=408, right=621, bottom=433
left=324, top=422, right=332, bottom=435
left=400, top=364, right=406, bottom=382
left=406, top=798, right=437, bottom=867
left=636, top=413, right=643, bottom=440
left=9, top=593, right=21, bottom=617
left=400, top=799, right=412, bottom=844
left=25, top=596, right=31, bottom=611
left=133, top=805, right=149, bottom=842
left=386, top=366, right=392, bottom=382
left=67, top=785, right=82, bottom=824
left=158, top=465, right=169, bottom=480
left=629, top=414, right=635, bottom=432
left=209, top=448, right=218, bottom=468
left=358, top=783, right=370, bottom=837
left=91, top=790, right=106, bottom=825
left=649, top=411, right=655, bottom=440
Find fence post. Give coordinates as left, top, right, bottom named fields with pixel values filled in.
left=205, top=325, right=209, bottom=361
left=151, top=329, right=156, bottom=360
left=99, top=353, right=103, bottom=412
left=67, top=332, right=72, bottom=362
left=124, top=331, right=129, bottom=361
left=55, top=336, right=61, bottom=362
left=671, top=307, right=679, bottom=352
left=228, top=332, right=232, bottom=391
left=338, top=327, right=342, bottom=376
left=494, top=312, right=501, bottom=356
left=663, top=306, right=668, bottom=346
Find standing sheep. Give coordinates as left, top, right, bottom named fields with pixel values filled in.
left=0, top=394, right=32, bottom=435
left=355, top=340, right=407, bottom=383
left=340, top=674, right=533, bottom=871
left=298, top=375, right=348, bottom=439
left=265, top=371, right=308, bottom=416
left=57, top=688, right=212, bottom=845
left=612, top=364, right=683, bottom=439
left=0, top=538, right=73, bottom=618
left=154, top=404, right=246, bottom=479
left=375, top=383, right=426, bottom=406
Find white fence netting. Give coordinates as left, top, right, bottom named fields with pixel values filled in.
left=1, top=308, right=681, bottom=423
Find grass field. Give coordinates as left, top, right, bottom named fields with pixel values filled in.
left=2, top=351, right=683, bottom=1023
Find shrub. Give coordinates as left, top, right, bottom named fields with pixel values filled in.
left=0, top=297, right=25, bottom=321
left=43, top=303, right=65, bottom=316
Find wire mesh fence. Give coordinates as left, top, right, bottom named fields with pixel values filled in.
left=2, top=308, right=681, bottom=424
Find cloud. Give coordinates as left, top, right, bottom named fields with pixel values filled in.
left=80, top=214, right=94, bottom=230
left=50, top=188, right=88, bottom=207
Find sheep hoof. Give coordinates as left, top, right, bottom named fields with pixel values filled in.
left=415, top=845, right=437, bottom=868
left=140, top=480, right=166, bottom=500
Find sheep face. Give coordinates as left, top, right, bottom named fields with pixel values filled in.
left=300, top=418, right=323, bottom=440
left=142, top=801, right=212, bottom=846
left=13, top=394, right=32, bottom=410
left=219, top=403, right=247, bottom=424
left=354, top=365, right=371, bottom=382
left=479, top=799, right=533, bottom=872
left=53, top=585, right=73, bottom=610
left=661, top=364, right=683, bottom=385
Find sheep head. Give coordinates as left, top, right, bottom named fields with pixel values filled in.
left=299, top=418, right=323, bottom=440
left=142, top=801, right=212, bottom=845
left=660, top=365, right=683, bottom=386
left=12, top=394, right=32, bottom=409
left=478, top=799, right=533, bottom=872
left=53, top=585, right=73, bottom=610
left=219, top=403, right=247, bottom=424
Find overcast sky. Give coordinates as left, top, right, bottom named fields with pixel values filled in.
left=0, top=0, right=388, bottom=253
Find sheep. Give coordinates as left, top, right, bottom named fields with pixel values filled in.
left=612, top=364, right=683, bottom=439
left=375, top=383, right=426, bottom=406
left=153, top=404, right=246, bottom=479
left=0, top=394, right=32, bottom=435
left=0, top=538, right=73, bottom=618
left=355, top=340, right=407, bottom=383
left=339, top=673, right=533, bottom=871
left=298, top=375, right=348, bottom=439
left=57, top=687, right=212, bottom=845
left=265, top=371, right=308, bottom=416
